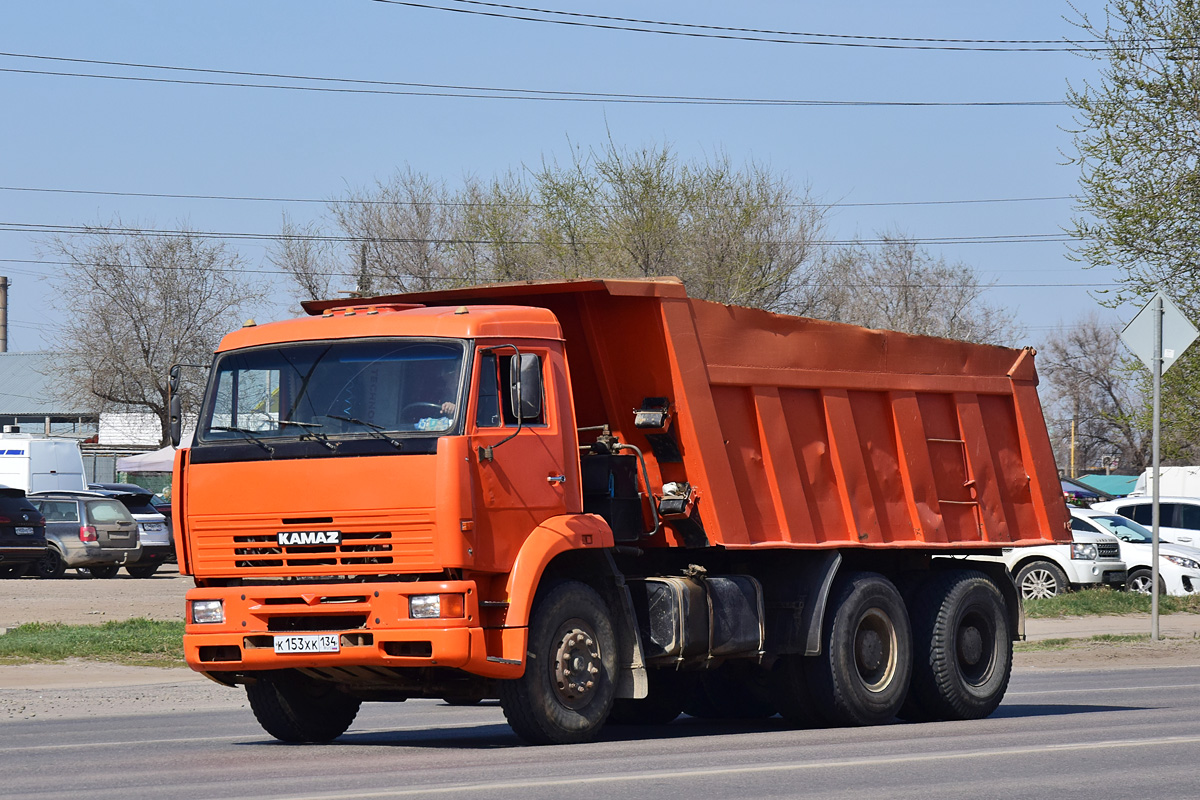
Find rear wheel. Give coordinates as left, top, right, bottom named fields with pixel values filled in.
left=498, top=581, right=617, bottom=745
left=246, top=671, right=362, bottom=743
left=126, top=563, right=160, bottom=578
left=1126, top=568, right=1165, bottom=596
left=901, top=570, right=1011, bottom=722
left=1014, top=560, right=1068, bottom=599
left=89, top=564, right=120, bottom=579
left=806, top=572, right=912, bottom=727
left=34, top=549, right=66, bottom=579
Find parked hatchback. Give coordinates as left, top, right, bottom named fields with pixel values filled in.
left=28, top=491, right=141, bottom=579
left=0, top=485, right=47, bottom=578
left=89, top=483, right=172, bottom=577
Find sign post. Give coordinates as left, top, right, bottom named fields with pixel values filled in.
left=1120, top=292, right=1199, bottom=641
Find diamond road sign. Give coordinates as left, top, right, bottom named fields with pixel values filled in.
left=1120, top=292, right=1199, bottom=374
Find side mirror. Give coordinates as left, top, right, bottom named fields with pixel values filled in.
left=509, top=354, right=543, bottom=421
left=169, top=394, right=182, bottom=447
left=168, top=364, right=182, bottom=394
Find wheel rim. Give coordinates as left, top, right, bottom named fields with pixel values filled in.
left=1129, top=574, right=1152, bottom=594
left=1020, top=569, right=1058, bottom=599
left=853, top=608, right=898, bottom=693
left=38, top=551, right=58, bottom=575
left=955, top=607, right=996, bottom=686
left=550, top=617, right=603, bottom=710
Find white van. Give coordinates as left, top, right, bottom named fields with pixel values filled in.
left=0, top=434, right=87, bottom=494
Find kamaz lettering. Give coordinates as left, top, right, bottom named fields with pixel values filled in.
left=277, top=530, right=341, bottom=546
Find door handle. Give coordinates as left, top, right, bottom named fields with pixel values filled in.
left=546, top=475, right=566, bottom=484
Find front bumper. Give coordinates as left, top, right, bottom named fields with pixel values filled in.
left=183, top=580, right=525, bottom=680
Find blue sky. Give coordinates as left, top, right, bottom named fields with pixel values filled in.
left=1, top=1, right=1123, bottom=352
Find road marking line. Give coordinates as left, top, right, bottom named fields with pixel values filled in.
left=211, top=734, right=1200, bottom=800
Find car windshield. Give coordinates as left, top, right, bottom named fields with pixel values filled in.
left=1088, top=514, right=1153, bottom=544
left=199, top=338, right=466, bottom=441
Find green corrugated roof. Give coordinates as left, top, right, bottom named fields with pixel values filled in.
left=1076, top=474, right=1140, bottom=498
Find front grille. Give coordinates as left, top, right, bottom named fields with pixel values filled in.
left=233, top=531, right=395, bottom=568
left=267, top=614, right=369, bottom=632
left=1098, top=541, right=1120, bottom=559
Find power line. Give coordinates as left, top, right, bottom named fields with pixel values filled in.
left=0, top=184, right=1077, bottom=209
left=0, top=53, right=1065, bottom=107
left=0, top=221, right=1073, bottom=246
left=370, top=0, right=1120, bottom=52
left=0, top=257, right=1120, bottom=290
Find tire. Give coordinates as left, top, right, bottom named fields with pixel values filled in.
left=683, top=662, right=777, bottom=720
left=126, top=563, right=160, bottom=579
left=774, top=655, right=821, bottom=728
left=1126, top=568, right=1165, bottom=596
left=89, top=564, right=120, bottom=579
left=806, top=572, right=912, bottom=727
left=0, top=563, right=28, bottom=579
left=246, top=671, right=361, bottom=743
left=900, top=570, right=1012, bottom=722
left=1014, top=560, right=1068, bottom=599
left=608, top=669, right=695, bottom=726
left=498, top=581, right=617, bottom=745
left=34, top=548, right=66, bottom=579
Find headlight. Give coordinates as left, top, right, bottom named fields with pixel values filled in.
left=1072, top=543, right=1099, bottom=560
left=190, top=599, right=224, bottom=624
left=1164, top=554, right=1200, bottom=571
left=408, top=593, right=465, bottom=619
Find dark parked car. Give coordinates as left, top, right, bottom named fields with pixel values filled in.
left=27, top=491, right=141, bottom=579
left=88, top=483, right=172, bottom=577
left=0, top=486, right=47, bottom=578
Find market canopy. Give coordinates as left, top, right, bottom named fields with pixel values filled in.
left=116, top=431, right=193, bottom=473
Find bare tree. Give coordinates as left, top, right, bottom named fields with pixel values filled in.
left=824, top=234, right=1021, bottom=345
left=269, top=212, right=341, bottom=308
left=1037, top=314, right=1149, bottom=474
left=44, top=220, right=262, bottom=445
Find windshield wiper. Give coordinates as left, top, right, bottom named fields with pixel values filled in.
left=278, top=419, right=337, bottom=451
left=321, top=414, right=404, bottom=450
left=209, top=426, right=275, bottom=455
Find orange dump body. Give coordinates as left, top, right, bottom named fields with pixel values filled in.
left=387, top=278, right=1070, bottom=551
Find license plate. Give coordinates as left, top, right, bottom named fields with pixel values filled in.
left=142, top=523, right=165, bottom=533
left=15, top=526, right=33, bottom=536
left=274, top=634, right=340, bottom=654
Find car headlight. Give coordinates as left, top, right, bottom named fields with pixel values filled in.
left=408, top=593, right=465, bottom=619
left=1164, top=554, right=1200, bottom=571
left=1072, top=543, right=1099, bottom=560
left=190, top=599, right=224, bottom=624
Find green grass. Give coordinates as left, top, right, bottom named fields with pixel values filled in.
left=1014, top=633, right=1150, bottom=653
left=0, top=618, right=184, bottom=666
left=1023, top=588, right=1200, bottom=618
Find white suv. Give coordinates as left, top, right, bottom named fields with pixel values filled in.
left=1090, top=496, right=1200, bottom=547
left=957, top=523, right=1126, bottom=599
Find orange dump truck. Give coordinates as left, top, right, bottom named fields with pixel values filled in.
left=171, top=277, right=1068, bottom=744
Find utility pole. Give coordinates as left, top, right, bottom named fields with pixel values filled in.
left=0, top=275, right=8, bottom=353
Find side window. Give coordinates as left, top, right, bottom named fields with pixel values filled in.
left=1178, top=503, right=1200, bottom=530
left=476, top=351, right=546, bottom=427
left=1125, top=504, right=1153, bottom=526
left=34, top=500, right=80, bottom=523
left=1070, top=517, right=1100, bottom=533
left=475, top=353, right=501, bottom=428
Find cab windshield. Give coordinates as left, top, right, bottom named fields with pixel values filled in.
left=199, top=339, right=465, bottom=442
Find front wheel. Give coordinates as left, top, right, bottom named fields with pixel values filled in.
left=806, top=572, right=912, bottom=727
left=34, top=549, right=66, bottom=579
left=1014, top=560, right=1068, bottom=599
left=246, top=671, right=362, bottom=743
left=89, top=564, right=120, bottom=579
left=1126, top=568, right=1165, bottom=596
left=498, top=581, right=617, bottom=745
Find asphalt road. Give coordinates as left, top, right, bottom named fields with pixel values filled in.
left=7, top=665, right=1200, bottom=800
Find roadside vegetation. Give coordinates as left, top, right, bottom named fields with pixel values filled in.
left=0, top=619, right=184, bottom=666
left=1024, top=588, right=1200, bottom=618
